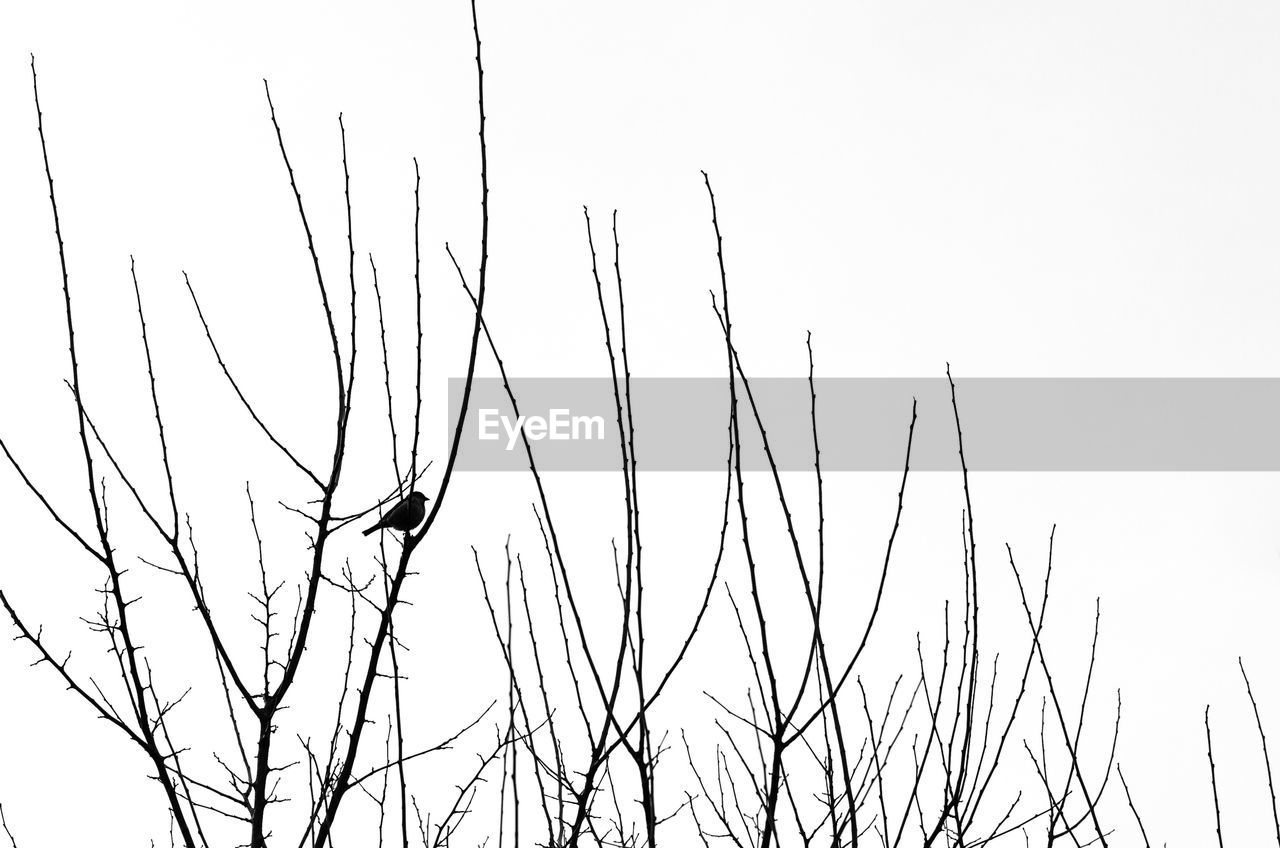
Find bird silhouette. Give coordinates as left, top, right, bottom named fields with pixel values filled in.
left=363, top=491, right=429, bottom=536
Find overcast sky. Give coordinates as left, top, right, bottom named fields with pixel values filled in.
left=3, top=1, right=1280, bottom=844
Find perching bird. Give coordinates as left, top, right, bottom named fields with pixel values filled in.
left=363, top=491, right=429, bottom=536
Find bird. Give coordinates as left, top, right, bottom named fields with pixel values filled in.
left=363, top=491, right=429, bottom=536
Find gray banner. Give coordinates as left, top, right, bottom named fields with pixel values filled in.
left=446, top=378, right=1280, bottom=471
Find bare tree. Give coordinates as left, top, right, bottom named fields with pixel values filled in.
left=1, top=1, right=493, bottom=845
left=3, top=4, right=1272, bottom=848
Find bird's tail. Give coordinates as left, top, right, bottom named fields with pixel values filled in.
left=362, top=525, right=380, bottom=537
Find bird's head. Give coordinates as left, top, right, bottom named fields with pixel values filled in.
left=409, top=491, right=429, bottom=505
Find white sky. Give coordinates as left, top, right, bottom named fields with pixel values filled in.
left=2, top=1, right=1280, bottom=845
